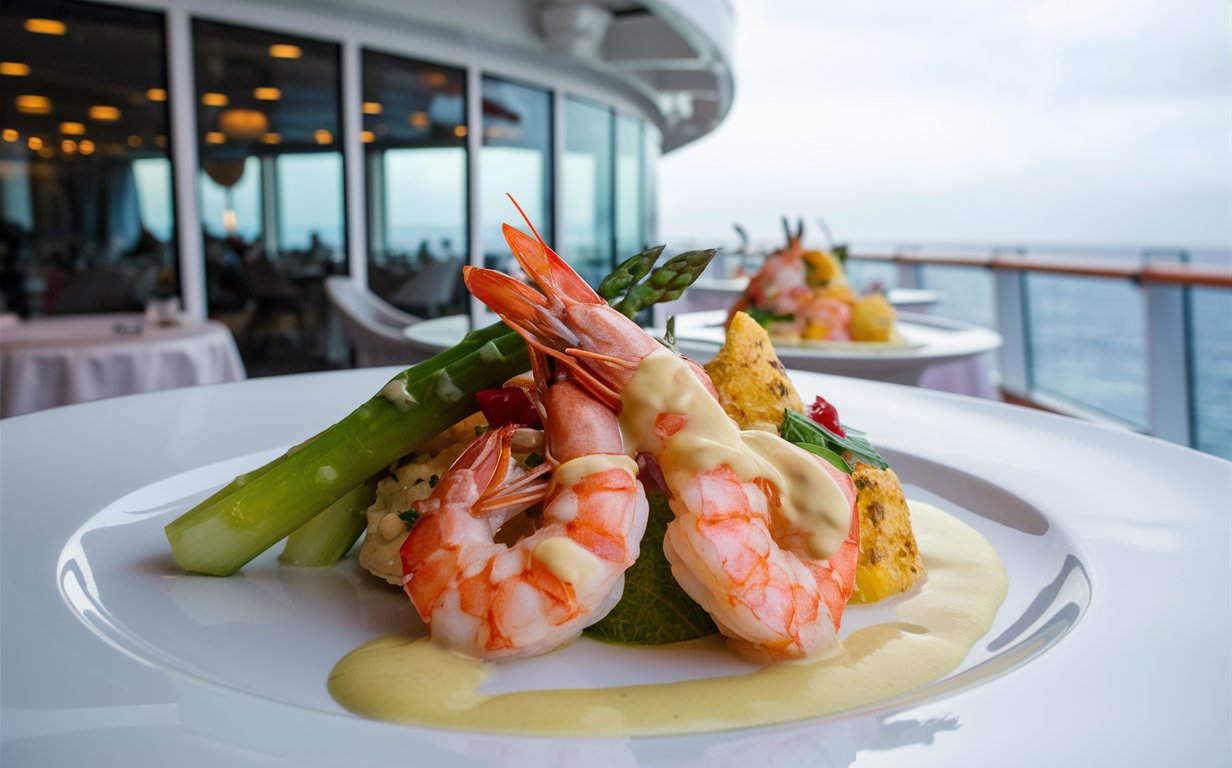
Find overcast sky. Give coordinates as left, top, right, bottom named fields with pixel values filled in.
left=659, top=0, right=1232, bottom=253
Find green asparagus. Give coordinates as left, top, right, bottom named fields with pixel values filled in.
left=278, top=480, right=376, bottom=566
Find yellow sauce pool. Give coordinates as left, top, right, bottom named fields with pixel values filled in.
left=328, top=501, right=1007, bottom=736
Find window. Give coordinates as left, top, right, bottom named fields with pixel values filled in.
left=614, top=113, right=645, bottom=261
left=361, top=50, right=466, bottom=317
left=481, top=76, right=552, bottom=269
left=563, top=96, right=613, bottom=287
left=0, top=0, right=174, bottom=316
left=192, top=20, right=343, bottom=367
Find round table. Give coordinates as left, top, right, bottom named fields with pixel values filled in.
left=0, top=313, right=247, bottom=418
left=403, top=313, right=502, bottom=353
left=654, top=278, right=940, bottom=320
left=666, top=310, right=1003, bottom=388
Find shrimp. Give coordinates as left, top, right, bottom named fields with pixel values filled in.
left=463, top=211, right=860, bottom=662
left=729, top=218, right=807, bottom=322
left=400, top=378, right=649, bottom=661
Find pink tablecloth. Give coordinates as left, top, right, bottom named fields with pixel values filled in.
left=0, top=314, right=247, bottom=417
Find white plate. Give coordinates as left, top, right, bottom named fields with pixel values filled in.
left=2, top=368, right=1229, bottom=766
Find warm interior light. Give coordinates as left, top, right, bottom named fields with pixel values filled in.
left=127, top=135, right=143, bottom=148
left=218, top=108, right=268, bottom=140
left=422, top=72, right=448, bottom=88
left=25, top=18, right=66, bottom=35
left=89, top=105, right=120, bottom=121
left=362, top=101, right=383, bottom=115
left=59, top=121, right=85, bottom=135
left=262, top=132, right=281, bottom=144
left=453, top=125, right=468, bottom=138
left=205, top=131, right=225, bottom=144
left=314, top=129, right=333, bottom=145
left=223, top=209, right=237, bottom=235
left=268, top=44, right=302, bottom=59
left=154, top=135, right=168, bottom=148
left=410, top=111, right=429, bottom=129
left=79, top=139, right=94, bottom=155
left=254, top=87, right=281, bottom=101
left=0, top=62, right=31, bottom=76
left=2, top=129, right=17, bottom=142
left=60, top=139, right=77, bottom=154
left=361, top=130, right=374, bottom=143
left=201, top=92, right=228, bottom=107
left=27, top=136, right=43, bottom=150
left=15, top=95, right=51, bottom=114
left=146, top=88, right=167, bottom=102
left=37, top=146, right=55, bottom=159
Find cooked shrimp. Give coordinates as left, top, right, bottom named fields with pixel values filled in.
left=399, top=379, right=648, bottom=660
left=463, top=210, right=859, bottom=662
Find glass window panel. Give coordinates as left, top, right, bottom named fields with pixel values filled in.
left=1189, top=286, right=1232, bottom=460
left=1025, top=273, right=1147, bottom=428
left=362, top=50, right=466, bottom=317
left=563, top=96, right=613, bottom=287
left=0, top=0, right=174, bottom=317
left=193, top=20, right=343, bottom=370
left=614, top=113, right=643, bottom=260
left=919, top=264, right=995, bottom=329
left=481, top=76, right=551, bottom=271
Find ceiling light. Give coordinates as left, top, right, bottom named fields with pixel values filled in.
left=362, top=101, right=382, bottom=115
left=218, top=108, right=268, bottom=140
left=201, top=93, right=228, bottom=107
left=361, top=130, right=374, bottom=143
left=261, top=133, right=281, bottom=144
left=15, top=95, right=51, bottom=114
left=59, top=121, right=85, bottom=135
left=268, top=44, right=302, bottom=59
left=25, top=18, right=66, bottom=35
left=254, top=87, right=281, bottom=101
left=453, top=125, right=468, bottom=138
left=2, top=129, right=17, bottom=142
left=154, top=135, right=168, bottom=148
left=89, top=105, right=120, bottom=121
left=79, top=139, right=94, bottom=155
left=127, top=135, right=143, bottom=148
left=146, top=88, right=167, bottom=102
left=313, top=129, right=333, bottom=145
left=410, top=111, right=429, bottom=128
left=27, top=136, right=43, bottom=150
left=0, top=62, right=30, bottom=76
left=205, top=132, right=225, bottom=144
left=37, top=146, right=55, bottom=159
left=422, top=72, right=448, bottom=88
left=60, top=139, right=77, bottom=154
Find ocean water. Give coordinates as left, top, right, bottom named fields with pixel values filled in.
left=843, top=246, right=1231, bottom=461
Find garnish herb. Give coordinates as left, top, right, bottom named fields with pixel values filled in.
left=780, top=409, right=888, bottom=471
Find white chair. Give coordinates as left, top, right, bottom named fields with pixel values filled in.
left=325, top=276, right=432, bottom=368
left=389, top=256, right=463, bottom=318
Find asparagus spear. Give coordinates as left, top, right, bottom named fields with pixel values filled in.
left=278, top=480, right=376, bottom=566
left=166, top=250, right=716, bottom=576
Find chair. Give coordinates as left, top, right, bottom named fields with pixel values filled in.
left=389, top=256, right=463, bottom=318
left=325, top=276, right=432, bottom=368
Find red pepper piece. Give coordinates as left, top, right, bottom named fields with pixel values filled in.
left=475, top=387, right=541, bottom=429
left=807, top=395, right=846, bottom=437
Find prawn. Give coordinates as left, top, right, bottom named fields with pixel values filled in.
left=400, top=378, right=649, bottom=660
left=463, top=209, right=860, bottom=662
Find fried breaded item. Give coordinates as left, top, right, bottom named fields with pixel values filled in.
left=849, top=293, right=897, bottom=342
left=705, top=311, right=803, bottom=433
left=849, top=464, right=925, bottom=603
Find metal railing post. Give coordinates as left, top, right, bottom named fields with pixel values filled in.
left=1143, top=280, right=1194, bottom=447
left=994, top=268, right=1031, bottom=396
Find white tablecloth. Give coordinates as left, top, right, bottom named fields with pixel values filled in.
left=0, top=314, right=247, bottom=417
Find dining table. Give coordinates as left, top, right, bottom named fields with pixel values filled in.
left=404, top=309, right=1002, bottom=394
left=0, top=312, right=247, bottom=418
left=1, top=365, right=1227, bottom=766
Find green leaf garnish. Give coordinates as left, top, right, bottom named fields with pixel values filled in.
left=794, top=442, right=852, bottom=474
left=780, top=409, right=888, bottom=471
left=746, top=307, right=794, bottom=327
left=585, top=493, right=717, bottom=645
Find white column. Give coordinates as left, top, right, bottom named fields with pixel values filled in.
left=340, top=38, right=367, bottom=285
left=164, top=6, right=204, bottom=319
left=467, top=64, right=483, bottom=328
